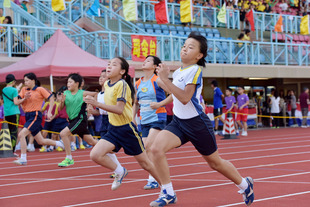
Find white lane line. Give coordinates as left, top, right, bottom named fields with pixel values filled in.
left=62, top=172, right=310, bottom=207
left=1, top=159, right=310, bottom=200
left=1, top=142, right=310, bottom=174
left=218, top=191, right=310, bottom=207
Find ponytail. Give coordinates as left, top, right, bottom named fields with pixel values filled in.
left=116, top=57, right=135, bottom=104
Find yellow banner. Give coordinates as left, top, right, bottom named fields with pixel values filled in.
left=3, top=0, right=11, bottom=8
left=51, top=0, right=66, bottom=12
left=123, top=0, right=138, bottom=21
left=180, top=0, right=192, bottom=23
left=300, top=15, right=309, bottom=35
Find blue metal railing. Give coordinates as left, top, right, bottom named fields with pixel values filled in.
left=0, top=24, right=70, bottom=57
left=69, top=30, right=310, bottom=66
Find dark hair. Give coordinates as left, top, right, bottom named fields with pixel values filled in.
left=5, top=16, right=12, bottom=24
left=188, top=32, right=208, bottom=67
left=274, top=90, right=279, bottom=98
left=24, top=72, right=40, bottom=86
left=57, top=86, right=67, bottom=94
left=244, top=29, right=250, bottom=34
left=238, top=86, right=245, bottom=90
left=146, top=55, right=162, bottom=75
left=116, top=57, right=135, bottom=103
left=303, top=87, right=309, bottom=92
left=101, top=69, right=106, bottom=73
left=238, top=33, right=244, bottom=40
left=67, top=73, right=83, bottom=87
left=260, top=91, right=263, bottom=96
left=211, top=80, right=218, bottom=87
left=226, top=87, right=233, bottom=93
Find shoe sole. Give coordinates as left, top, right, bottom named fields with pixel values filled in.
left=58, top=163, right=74, bottom=167
left=245, top=177, right=254, bottom=206
left=13, top=161, right=27, bottom=165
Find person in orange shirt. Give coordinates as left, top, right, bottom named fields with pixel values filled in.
left=14, top=73, right=65, bottom=165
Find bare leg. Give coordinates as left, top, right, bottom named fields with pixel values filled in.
left=59, top=127, right=72, bottom=156
left=18, top=128, right=32, bottom=155
left=90, top=139, right=117, bottom=171
left=83, top=134, right=98, bottom=146
left=202, top=150, right=242, bottom=185
left=150, top=130, right=182, bottom=185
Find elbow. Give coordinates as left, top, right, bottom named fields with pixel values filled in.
left=115, top=109, right=124, bottom=115
left=180, top=98, right=191, bottom=105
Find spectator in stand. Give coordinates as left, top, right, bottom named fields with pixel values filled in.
left=265, top=3, right=272, bottom=13
left=270, top=89, right=280, bottom=128
left=279, top=0, right=289, bottom=11
left=244, top=29, right=251, bottom=41
left=0, top=8, right=5, bottom=24
left=256, top=0, right=266, bottom=12
left=289, top=90, right=298, bottom=127
left=239, top=4, right=247, bottom=31
left=299, top=87, right=309, bottom=128
left=235, top=33, right=244, bottom=63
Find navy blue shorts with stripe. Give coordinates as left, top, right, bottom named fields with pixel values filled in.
left=102, top=122, right=145, bottom=156
left=165, top=113, right=218, bottom=156
left=68, top=114, right=90, bottom=138
left=24, top=111, right=43, bottom=136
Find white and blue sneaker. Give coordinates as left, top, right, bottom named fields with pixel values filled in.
left=111, top=167, right=128, bottom=190
left=144, top=181, right=159, bottom=190
left=239, top=177, right=254, bottom=206
left=13, top=158, right=27, bottom=165
left=150, top=189, right=177, bottom=207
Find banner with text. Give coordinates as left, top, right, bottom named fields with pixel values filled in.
left=131, top=35, right=157, bottom=62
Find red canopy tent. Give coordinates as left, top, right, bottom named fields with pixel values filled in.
left=0, top=29, right=111, bottom=91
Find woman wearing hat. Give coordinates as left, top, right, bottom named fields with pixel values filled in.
left=2, top=74, right=26, bottom=152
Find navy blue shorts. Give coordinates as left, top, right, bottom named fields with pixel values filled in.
left=43, top=119, right=56, bottom=131
left=102, top=122, right=145, bottom=156
left=53, top=118, right=69, bottom=133
left=24, top=111, right=43, bottom=136
left=165, top=113, right=218, bottom=156
left=100, top=115, right=109, bottom=138
left=141, top=120, right=166, bottom=138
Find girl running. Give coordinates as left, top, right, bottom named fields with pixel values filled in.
left=57, top=73, right=123, bottom=170
left=14, top=73, right=60, bottom=165
left=133, top=55, right=167, bottom=190
left=149, top=32, right=254, bottom=206
left=84, top=57, right=161, bottom=191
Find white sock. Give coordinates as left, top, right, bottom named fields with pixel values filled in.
left=237, top=178, right=248, bottom=191
left=162, top=183, right=174, bottom=196
left=21, top=153, right=27, bottom=161
left=66, top=155, right=73, bottom=160
left=71, top=142, right=76, bottom=148
left=148, top=174, right=156, bottom=182
left=107, top=153, right=122, bottom=168
left=49, top=146, right=54, bottom=150
left=114, top=164, right=123, bottom=175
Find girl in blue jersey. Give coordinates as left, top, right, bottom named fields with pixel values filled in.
left=133, top=55, right=167, bottom=190
left=84, top=57, right=161, bottom=191
left=149, top=32, right=254, bottom=207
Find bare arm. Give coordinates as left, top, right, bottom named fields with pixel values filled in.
left=157, top=78, right=171, bottom=94
left=150, top=94, right=173, bottom=109
left=46, top=95, right=55, bottom=120
left=83, top=91, right=98, bottom=97
left=84, top=96, right=125, bottom=115
left=157, top=64, right=196, bottom=105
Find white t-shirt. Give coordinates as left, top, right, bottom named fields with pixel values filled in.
left=172, top=64, right=203, bottom=119
left=279, top=3, right=288, bottom=11
left=270, top=96, right=280, bottom=113
left=97, top=91, right=108, bottom=115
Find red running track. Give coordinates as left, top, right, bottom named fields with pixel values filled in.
left=1, top=128, right=310, bottom=207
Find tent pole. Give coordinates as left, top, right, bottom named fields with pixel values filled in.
left=50, top=75, right=54, bottom=92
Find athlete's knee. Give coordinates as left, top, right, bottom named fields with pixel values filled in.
left=207, top=158, right=224, bottom=171
left=150, top=145, right=162, bottom=158
left=90, top=150, right=99, bottom=162
left=138, top=160, right=152, bottom=171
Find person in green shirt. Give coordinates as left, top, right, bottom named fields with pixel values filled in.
left=2, top=74, right=25, bottom=151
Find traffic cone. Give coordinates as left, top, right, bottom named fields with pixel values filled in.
left=221, top=112, right=238, bottom=140
left=0, top=122, right=15, bottom=158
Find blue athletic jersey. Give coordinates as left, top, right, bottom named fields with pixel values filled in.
left=135, top=74, right=167, bottom=125
left=213, top=87, right=223, bottom=109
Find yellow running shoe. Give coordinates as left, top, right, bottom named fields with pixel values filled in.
left=79, top=144, right=86, bottom=150
left=56, top=147, right=63, bottom=152
left=39, top=146, right=47, bottom=153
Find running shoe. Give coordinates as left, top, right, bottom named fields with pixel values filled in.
left=144, top=181, right=159, bottom=190
left=39, top=146, right=47, bottom=153
left=236, top=130, right=240, bottom=136
left=47, top=147, right=54, bottom=152
left=149, top=189, right=177, bottom=207
left=58, top=158, right=74, bottom=167
left=56, top=146, right=63, bottom=152
left=111, top=167, right=128, bottom=190
left=71, top=144, right=76, bottom=152
left=241, top=131, right=248, bottom=136
left=79, top=144, right=86, bottom=150
left=27, top=145, right=35, bottom=152
left=13, top=158, right=27, bottom=165
left=238, top=177, right=254, bottom=206
left=110, top=173, right=116, bottom=178
left=214, top=130, right=218, bottom=135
